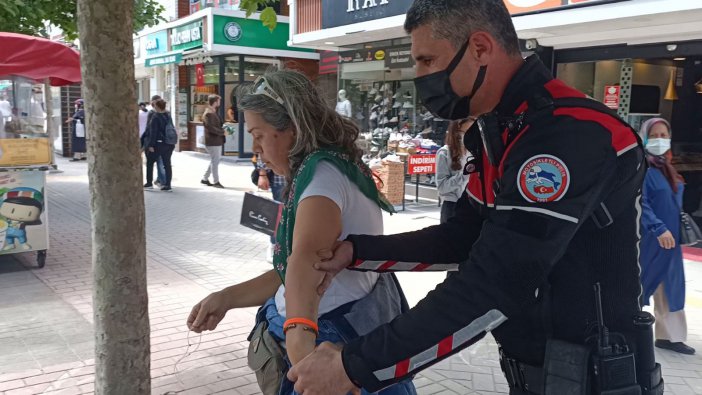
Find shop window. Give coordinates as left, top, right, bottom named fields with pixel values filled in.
left=339, top=58, right=443, bottom=181
left=188, top=61, right=220, bottom=123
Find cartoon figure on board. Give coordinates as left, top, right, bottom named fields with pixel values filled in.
left=0, top=187, right=44, bottom=251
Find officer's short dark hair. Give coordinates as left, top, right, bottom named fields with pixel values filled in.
left=404, top=0, right=520, bottom=56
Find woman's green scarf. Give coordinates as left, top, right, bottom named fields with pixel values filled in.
left=272, top=149, right=395, bottom=283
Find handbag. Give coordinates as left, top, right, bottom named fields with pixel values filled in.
left=247, top=320, right=286, bottom=395
left=680, top=212, right=702, bottom=246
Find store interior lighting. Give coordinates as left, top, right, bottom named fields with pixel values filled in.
left=674, top=57, right=686, bottom=61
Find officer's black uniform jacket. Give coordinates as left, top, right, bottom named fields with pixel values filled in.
left=341, top=56, right=646, bottom=392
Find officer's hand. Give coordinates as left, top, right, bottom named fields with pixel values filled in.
left=657, top=230, right=676, bottom=249
left=287, top=342, right=360, bottom=395
left=315, top=241, right=353, bottom=295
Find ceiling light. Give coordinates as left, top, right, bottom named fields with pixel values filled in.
left=674, top=57, right=686, bottom=61
left=324, top=41, right=335, bottom=45
left=249, top=73, right=255, bottom=77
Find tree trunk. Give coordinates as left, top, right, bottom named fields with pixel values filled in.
left=76, top=1, right=150, bottom=394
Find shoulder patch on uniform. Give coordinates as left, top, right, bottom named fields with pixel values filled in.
left=517, top=155, right=570, bottom=203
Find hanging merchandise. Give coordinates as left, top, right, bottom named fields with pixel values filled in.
left=403, top=101, right=414, bottom=109
left=393, top=101, right=402, bottom=109
left=403, top=91, right=413, bottom=99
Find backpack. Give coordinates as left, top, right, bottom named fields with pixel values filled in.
left=164, top=113, right=178, bottom=145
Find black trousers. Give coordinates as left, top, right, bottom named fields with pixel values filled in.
left=146, top=143, right=174, bottom=186
left=440, top=200, right=458, bottom=224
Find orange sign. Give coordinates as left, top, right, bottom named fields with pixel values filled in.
left=505, top=0, right=610, bottom=15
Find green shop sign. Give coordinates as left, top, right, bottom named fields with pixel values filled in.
left=171, top=20, right=203, bottom=51
left=145, top=53, right=183, bottom=67
left=213, top=16, right=313, bottom=52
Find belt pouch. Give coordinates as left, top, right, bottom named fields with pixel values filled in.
left=247, top=320, right=286, bottom=395
left=543, top=339, right=590, bottom=395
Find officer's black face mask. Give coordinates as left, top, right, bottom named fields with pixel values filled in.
left=414, top=38, right=488, bottom=121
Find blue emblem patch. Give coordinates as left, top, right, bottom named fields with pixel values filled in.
left=517, top=155, right=570, bottom=203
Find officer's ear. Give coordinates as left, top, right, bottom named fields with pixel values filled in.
left=468, top=31, right=495, bottom=65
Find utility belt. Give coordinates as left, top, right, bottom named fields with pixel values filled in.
left=499, top=348, right=543, bottom=394
left=499, top=313, right=664, bottom=394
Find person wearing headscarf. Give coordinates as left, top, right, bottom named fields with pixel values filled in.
left=639, top=117, right=694, bottom=355
left=66, top=99, right=86, bottom=161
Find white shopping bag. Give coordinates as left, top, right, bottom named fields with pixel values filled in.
left=75, top=121, right=85, bottom=138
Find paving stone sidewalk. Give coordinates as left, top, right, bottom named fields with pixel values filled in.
left=0, top=152, right=701, bottom=394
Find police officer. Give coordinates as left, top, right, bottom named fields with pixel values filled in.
left=288, top=1, right=660, bottom=395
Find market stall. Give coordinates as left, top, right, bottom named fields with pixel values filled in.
left=0, top=32, right=81, bottom=267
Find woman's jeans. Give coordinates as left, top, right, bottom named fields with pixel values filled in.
left=258, top=298, right=417, bottom=395
left=156, top=157, right=166, bottom=185
left=146, top=143, right=174, bottom=186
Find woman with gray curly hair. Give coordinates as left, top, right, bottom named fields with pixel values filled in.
left=186, top=70, right=416, bottom=395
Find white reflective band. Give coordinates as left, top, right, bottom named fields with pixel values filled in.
left=354, top=261, right=458, bottom=271
left=617, top=142, right=639, bottom=156
left=354, top=260, right=386, bottom=270
left=467, top=188, right=494, bottom=208
left=372, top=309, right=508, bottom=381
left=496, top=205, right=579, bottom=224
left=423, top=264, right=459, bottom=271
left=372, top=365, right=396, bottom=382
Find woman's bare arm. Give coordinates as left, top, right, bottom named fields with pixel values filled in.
left=284, top=196, right=342, bottom=364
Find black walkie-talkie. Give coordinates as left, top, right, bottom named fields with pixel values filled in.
left=590, top=283, right=641, bottom=394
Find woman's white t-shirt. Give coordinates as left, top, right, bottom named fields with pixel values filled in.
left=275, top=161, right=381, bottom=317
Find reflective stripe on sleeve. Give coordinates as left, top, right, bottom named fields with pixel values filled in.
left=372, top=309, right=508, bottom=381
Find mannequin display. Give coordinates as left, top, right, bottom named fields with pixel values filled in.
left=0, top=94, right=11, bottom=136
left=335, top=89, right=352, bottom=118
left=28, top=87, right=46, bottom=132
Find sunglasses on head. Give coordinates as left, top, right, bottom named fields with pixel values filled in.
left=252, top=76, right=284, bottom=106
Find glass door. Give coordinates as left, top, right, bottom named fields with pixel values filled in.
left=236, top=57, right=280, bottom=156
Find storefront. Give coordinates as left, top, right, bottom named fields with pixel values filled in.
left=134, top=7, right=318, bottom=157
left=290, top=0, right=702, bottom=205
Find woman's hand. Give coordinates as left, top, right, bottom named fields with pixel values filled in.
left=258, top=173, right=270, bottom=190
left=186, top=291, right=231, bottom=333
left=657, top=230, right=676, bottom=249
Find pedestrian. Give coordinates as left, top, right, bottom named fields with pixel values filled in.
left=435, top=118, right=472, bottom=223
left=66, top=99, right=87, bottom=161
left=186, top=70, right=415, bottom=395
left=138, top=102, right=149, bottom=139
left=639, top=117, right=695, bottom=355
left=144, top=99, right=175, bottom=191
left=289, top=1, right=661, bottom=394
left=141, top=95, right=167, bottom=187
left=200, top=94, right=225, bottom=188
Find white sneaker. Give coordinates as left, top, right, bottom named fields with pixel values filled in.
left=266, top=244, right=274, bottom=263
